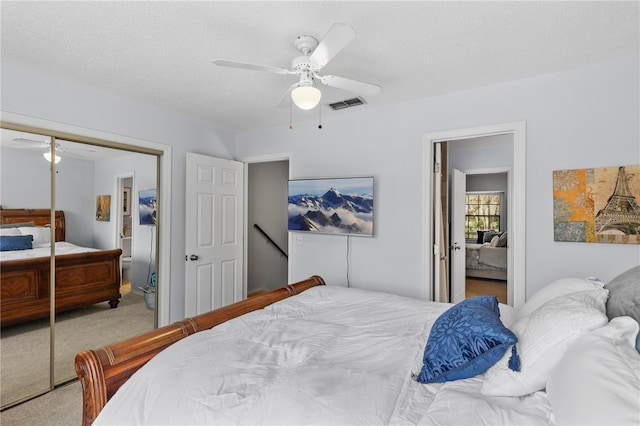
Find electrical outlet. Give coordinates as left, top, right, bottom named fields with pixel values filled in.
left=296, top=234, right=303, bottom=245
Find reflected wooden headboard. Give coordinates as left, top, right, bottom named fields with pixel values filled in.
left=0, top=208, right=66, bottom=241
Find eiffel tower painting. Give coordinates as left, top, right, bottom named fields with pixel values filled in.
left=553, top=164, right=640, bottom=244
left=595, top=167, right=640, bottom=235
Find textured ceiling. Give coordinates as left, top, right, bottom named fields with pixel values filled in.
left=1, top=1, right=638, bottom=131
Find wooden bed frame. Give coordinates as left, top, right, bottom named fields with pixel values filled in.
left=0, top=208, right=122, bottom=327
left=75, top=275, right=326, bottom=426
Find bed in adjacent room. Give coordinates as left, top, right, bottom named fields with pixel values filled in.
left=466, top=231, right=508, bottom=280
left=0, top=208, right=122, bottom=327
left=76, top=268, right=640, bottom=426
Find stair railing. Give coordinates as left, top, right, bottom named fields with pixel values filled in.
left=253, top=224, right=288, bottom=259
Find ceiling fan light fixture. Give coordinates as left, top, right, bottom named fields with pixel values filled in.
left=43, top=152, right=61, bottom=164
left=291, top=85, right=321, bottom=110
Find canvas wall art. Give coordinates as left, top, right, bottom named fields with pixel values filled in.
left=288, top=177, right=374, bottom=236
left=553, top=165, right=640, bottom=244
left=95, top=195, right=111, bottom=222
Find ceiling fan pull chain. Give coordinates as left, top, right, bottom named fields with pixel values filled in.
left=289, top=101, right=293, bottom=130
left=318, top=104, right=323, bottom=129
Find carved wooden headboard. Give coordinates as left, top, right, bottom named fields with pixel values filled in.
left=0, top=208, right=66, bottom=241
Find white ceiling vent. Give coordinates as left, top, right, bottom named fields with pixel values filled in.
left=328, top=97, right=367, bottom=111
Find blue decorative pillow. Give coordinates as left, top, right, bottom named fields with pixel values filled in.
left=416, top=296, right=519, bottom=383
left=0, top=235, right=33, bottom=251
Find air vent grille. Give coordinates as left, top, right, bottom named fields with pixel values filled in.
left=328, top=97, right=367, bottom=111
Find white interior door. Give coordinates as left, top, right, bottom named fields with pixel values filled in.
left=185, top=153, right=244, bottom=317
left=433, top=143, right=443, bottom=302
left=451, top=169, right=466, bottom=303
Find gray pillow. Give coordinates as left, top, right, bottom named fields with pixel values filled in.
left=496, top=232, right=508, bottom=248
left=483, top=231, right=500, bottom=243
left=604, top=265, right=640, bottom=323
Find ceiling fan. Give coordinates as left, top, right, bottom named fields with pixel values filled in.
left=213, top=23, right=381, bottom=110
left=9, top=137, right=96, bottom=163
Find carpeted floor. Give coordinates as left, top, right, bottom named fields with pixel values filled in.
left=0, top=380, right=81, bottom=426
left=1, top=282, right=154, bottom=411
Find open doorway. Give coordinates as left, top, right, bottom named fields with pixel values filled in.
left=246, top=159, right=289, bottom=295
left=424, top=122, right=526, bottom=307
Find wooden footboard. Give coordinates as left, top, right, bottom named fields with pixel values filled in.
left=0, top=249, right=122, bottom=327
left=75, top=275, right=326, bottom=426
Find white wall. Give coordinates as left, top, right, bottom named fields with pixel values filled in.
left=235, top=54, right=640, bottom=300
left=2, top=62, right=236, bottom=323
left=0, top=147, right=96, bottom=246
left=3, top=54, right=638, bottom=314
left=448, top=134, right=514, bottom=171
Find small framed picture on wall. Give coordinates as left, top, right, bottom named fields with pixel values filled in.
left=123, top=187, right=131, bottom=216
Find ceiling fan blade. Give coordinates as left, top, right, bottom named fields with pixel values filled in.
left=9, top=137, right=49, bottom=148
left=213, top=59, right=293, bottom=75
left=276, top=83, right=297, bottom=109
left=61, top=145, right=97, bottom=153
left=319, top=75, right=381, bottom=96
left=309, top=23, right=356, bottom=68
left=58, top=150, right=85, bottom=159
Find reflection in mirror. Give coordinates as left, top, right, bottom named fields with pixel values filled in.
left=0, top=129, right=52, bottom=407
left=52, top=140, right=157, bottom=385
left=0, top=128, right=158, bottom=407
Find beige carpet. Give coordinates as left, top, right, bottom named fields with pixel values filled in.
left=0, top=380, right=81, bottom=426
left=1, top=284, right=154, bottom=409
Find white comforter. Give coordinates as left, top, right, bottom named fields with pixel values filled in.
left=0, top=241, right=98, bottom=261
left=95, top=286, right=552, bottom=425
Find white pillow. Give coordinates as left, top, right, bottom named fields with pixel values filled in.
left=498, top=303, right=518, bottom=328
left=547, top=317, right=640, bottom=425
left=0, top=227, right=21, bottom=236
left=489, top=235, right=500, bottom=247
left=481, top=289, right=609, bottom=397
left=518, top=277, right=605, bottom=320
left=18, top=226, right=51, bottom=248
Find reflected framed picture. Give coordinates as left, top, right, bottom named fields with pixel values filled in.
left=96, top=195, right=111, bottom=222
left=139, top=189, right=157, bottom=225
left=123, top=187, right=131, bottom=216
left=288, top=177, right=374, bottom=236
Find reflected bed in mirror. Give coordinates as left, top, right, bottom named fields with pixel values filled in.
left=0, top=209, right=122, bottom=327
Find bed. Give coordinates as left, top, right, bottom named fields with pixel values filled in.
left=75, top=268, right=640, bottom=426
left=0, top=208, right=122, bottom=327
left=466, top=243, right=507, bottom=280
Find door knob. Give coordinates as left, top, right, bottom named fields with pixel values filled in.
left=452, top=243, right=461, bottom=250
left=189, top=254, right=199, bottom=261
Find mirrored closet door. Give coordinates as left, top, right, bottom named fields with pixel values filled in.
left=0, top=126, right=159, bottom=408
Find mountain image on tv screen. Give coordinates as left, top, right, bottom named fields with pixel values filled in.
left=288, top=177, right=373, bottom=236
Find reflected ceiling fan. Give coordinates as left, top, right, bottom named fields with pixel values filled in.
left=9, top=137, right=96, bottom=163
left=213, top=23, right=381, bottom=110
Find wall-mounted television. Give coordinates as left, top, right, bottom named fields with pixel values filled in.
left=288, top=177, right=373, bottom=236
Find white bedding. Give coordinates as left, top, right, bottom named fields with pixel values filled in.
left=95, top=286, right=553, bottom=425
left=0, top=241, right=98, bottom=261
